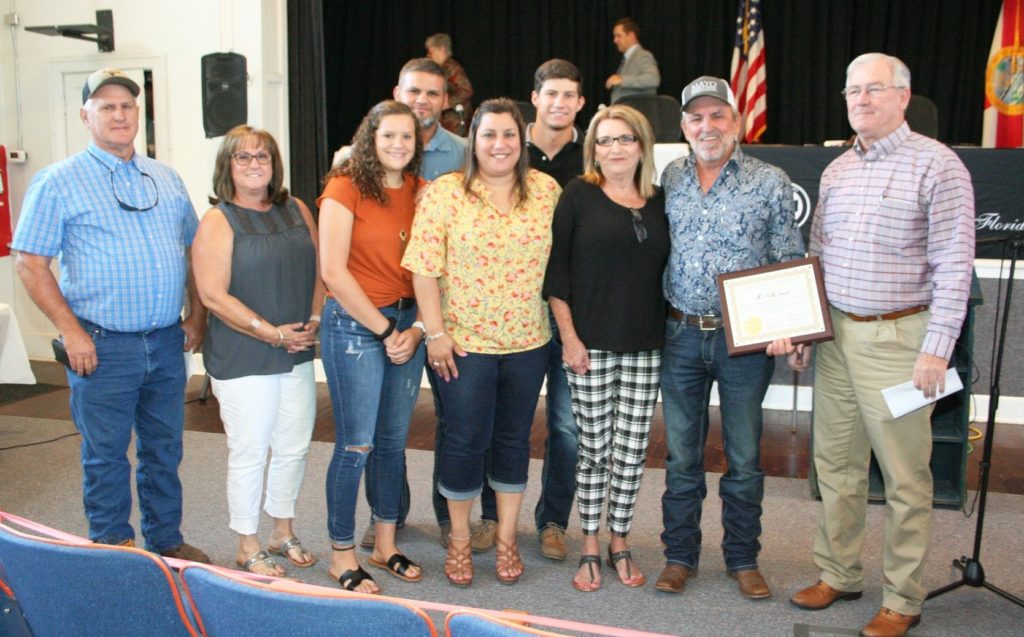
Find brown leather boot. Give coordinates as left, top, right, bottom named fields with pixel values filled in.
left=653, top=563, right=695, bottom=594
left=790, top=580, right=863, bottom=610
left=860, top=607, right=921, bottom=637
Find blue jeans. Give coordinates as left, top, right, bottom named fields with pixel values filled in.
left=659, top=319, right=773, bottom=571
left=533, top=329, right=579, bottom=530
left=428, top=368, right=453, bottom=526
left=480, top=321, right=578, bottom=528
left=435, top=344, right=549, bottom=499
left=66, top=319, right=186, bottom=552
left=322, top=298, right=424, bottom=545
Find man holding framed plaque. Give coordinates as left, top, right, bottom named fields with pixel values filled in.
left=788, top=53, right=975, bottom=637
left=655, top=76, right=804, bottom=599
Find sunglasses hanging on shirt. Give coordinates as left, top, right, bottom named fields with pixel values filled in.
left=87, top=150, right=160, bottom=212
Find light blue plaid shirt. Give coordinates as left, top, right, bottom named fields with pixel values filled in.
left=12, top=142, right=198, bottom=332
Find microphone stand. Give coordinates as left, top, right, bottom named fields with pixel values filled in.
left=927, top=234, right=1024, bottom=607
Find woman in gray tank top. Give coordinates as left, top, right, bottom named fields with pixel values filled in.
left=192, top=125, right=324, bottom=577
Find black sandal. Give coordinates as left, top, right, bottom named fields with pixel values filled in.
left=331, top=545, right=380, bottom=593
left=368, top=552, right=423, bottom=583
left=573, top=554, right=601, bottom=592
left=607, top=547, right=646, bottom=587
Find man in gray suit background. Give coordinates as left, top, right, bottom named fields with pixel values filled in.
left=605, top=17, right=661, bottom=103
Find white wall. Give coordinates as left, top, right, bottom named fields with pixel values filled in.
left=0, top=0, right=288, bottom=356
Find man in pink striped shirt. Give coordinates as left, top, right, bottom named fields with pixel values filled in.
left=787, top=53, right=975, bottom=637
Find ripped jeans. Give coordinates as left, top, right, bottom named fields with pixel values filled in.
left=322, top=297, right=424, bottom=545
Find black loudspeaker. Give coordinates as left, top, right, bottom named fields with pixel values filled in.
left=201, top=52, right=247, bottom=138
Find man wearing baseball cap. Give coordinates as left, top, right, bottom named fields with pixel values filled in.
left=655, top=76, right=804, bottom=598
left=12, top=67, right=210, bottom=562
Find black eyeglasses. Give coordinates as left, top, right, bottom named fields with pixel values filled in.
left=88, top=150, right=159, bottom=212
left=595, top=134, right=639, bottom=147
left=231, top=151, right=273, bottom=165
left=629, top=208, right=647, bottom=243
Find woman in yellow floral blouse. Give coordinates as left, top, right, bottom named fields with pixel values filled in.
left=403, top=98, right=560, bottom=588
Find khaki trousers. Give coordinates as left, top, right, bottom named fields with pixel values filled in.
left=812, top=307, right=934, bottom=614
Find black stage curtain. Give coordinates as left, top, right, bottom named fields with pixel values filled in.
left=287, top=0, right=330, bottom=212
left=302, top=0, right=1001, bottom=171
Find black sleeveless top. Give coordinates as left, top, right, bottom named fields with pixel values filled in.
left=202, top=198, right=317, bottom=380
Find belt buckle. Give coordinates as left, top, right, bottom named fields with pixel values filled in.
left=698, top=315, right=716, bottom=331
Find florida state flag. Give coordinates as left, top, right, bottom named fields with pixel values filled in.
left=983, top=0, right=1024, bottom=147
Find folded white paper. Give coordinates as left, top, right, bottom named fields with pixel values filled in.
left=882, top=368, right=963, bottom=419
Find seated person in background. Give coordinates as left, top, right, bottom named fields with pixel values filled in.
left=426, top=33, right=474, bottom=134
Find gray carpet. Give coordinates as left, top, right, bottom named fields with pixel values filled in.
left=1, top=415, right=1022, bottom=636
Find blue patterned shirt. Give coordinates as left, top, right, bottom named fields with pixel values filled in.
left=661, top=146, right=805, bottom=315
left=12, top=142, right=198, bottom=332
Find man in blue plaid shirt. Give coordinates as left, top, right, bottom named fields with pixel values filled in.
left=12, top=68, right=209, bottom=562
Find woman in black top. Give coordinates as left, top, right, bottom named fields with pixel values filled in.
left=543, top=105, right=669, bottom=592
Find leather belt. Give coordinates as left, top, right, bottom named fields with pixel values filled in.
left=667, top=306, right=722, bottom=330
left=383, top=297, right=416, bottom=310
left=842, top=305, right=928, bottom=322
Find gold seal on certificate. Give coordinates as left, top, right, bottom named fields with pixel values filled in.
left=716, top=256, right=833, bottom=355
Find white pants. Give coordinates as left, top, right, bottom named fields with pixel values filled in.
left=211, top=362, right=316, bottom=536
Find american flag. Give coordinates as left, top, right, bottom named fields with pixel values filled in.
left=730, top=0, right=767, bottom=143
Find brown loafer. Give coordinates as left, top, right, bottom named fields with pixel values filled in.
left=860, top=607, right=921, bottom=637
left=654, top=564, right=694, bottom=594
left=159, top=542, right=211, bottom=564
left=359, top=525, right=376, bottom=549
left=538, top=524, right=567, bottom=561
left=790, top=580, right=863, bottom=610
left=728, top=568, right=772, bottom=599
left=470, top=519, right=497, bottom=553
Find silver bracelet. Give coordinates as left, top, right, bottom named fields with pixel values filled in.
left=272, top=327, right=284, bottom=348
left=308, top=314, right=321, bottom=323
left=425, top=331, right=446, bottom=344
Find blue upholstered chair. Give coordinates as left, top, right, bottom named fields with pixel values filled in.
left=0, top=570, right=33, bottom=637
left=180, top=563, right=437, bottom=637
left=0, top=518, right=198, bottom=637
left=445, top=610, right=568, bottom=637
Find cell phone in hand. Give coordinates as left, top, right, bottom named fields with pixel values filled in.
left=52, top=338, right=72, bottom=369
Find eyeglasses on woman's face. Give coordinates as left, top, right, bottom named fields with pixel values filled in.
left=231, top=151, right=273, bottom=166
left=595, top=134, right=639, bottom=147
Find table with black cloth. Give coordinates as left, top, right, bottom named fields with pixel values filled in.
left=740, top=145, right=1024, bottom=260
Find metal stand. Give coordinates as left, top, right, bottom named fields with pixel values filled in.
left=790, top=369, right=800, bottom=433
left=927, top=236, right=1024, bottom=607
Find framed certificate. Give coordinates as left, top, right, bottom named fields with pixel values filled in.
left=716, top=256, right=833, bottom=355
